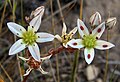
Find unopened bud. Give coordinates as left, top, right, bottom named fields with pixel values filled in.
left=89, top=12, right=101, bottom=27
left=106, top=17, right=117, bottom=29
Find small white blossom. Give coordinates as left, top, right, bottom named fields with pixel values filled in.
left=55, top=22, right=77, bottom=48
left=68, top=19, right=115, bottom=64
left=7, top=6, right=54, bottom=62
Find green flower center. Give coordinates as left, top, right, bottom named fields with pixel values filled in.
left=82, top=35, right=96, bottom=48
left=22, top=27, right=37, bottom=45
left=61, top=34, right=71, bottom=44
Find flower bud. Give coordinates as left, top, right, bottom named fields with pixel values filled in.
left=105, top=17, right=117, bottom=29
left=89, top=12, right=101, bottom=27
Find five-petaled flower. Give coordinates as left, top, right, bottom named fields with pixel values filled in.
left=67, top=19, right=115, bottom=64
left=7, top=6, right=55, bottom=62
left=55, top=22, right=77, bottom=48
left=19, top=55, right=52, bottom=76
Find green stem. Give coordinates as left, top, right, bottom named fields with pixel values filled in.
left=70, top=51, right=79, bottom=82
left=70, top=0, right=83, bottom=82
left=103, top=30, right=109, bottom=82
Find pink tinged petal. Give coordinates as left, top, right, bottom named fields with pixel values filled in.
left=7, top=22, right=26, bottom=37
left=89, top=12, right=101, bottom=26
left=77, top=19, right=89, bottom=38
left=84, top=48, right=95, bottom=64
left=67, top=39, right=84, bottom=49
left=62, top=22, right=67, bottom=36
left=92, top=22, right=105, bottom=39
left=9, top=39, right=26, bottom=55
left=29, top=6, right=44, bottom=32
left=37, top=66, right=48, bottom=74
left=28, top=43, right=40, bottom=62
left=95, top=40, right=115, bottom=50
left=41, top=55, right=52, bottom=61
left=23, top=67, right=33, bottom=76
left=55, top=35, right=62, bottom=42
left=36, top=32, right=55, bottom=43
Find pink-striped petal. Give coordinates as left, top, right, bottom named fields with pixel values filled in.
left=92, top=22, right=105, bottom=39
left=89, top=12, right=101, bottom=26
left=106, top=17, right=117, bottom=29
left=95, top=40, right=115, bottom=50
left=77, top=19, right=89, bottom=38
left=84, top=48, right=95, bottom=64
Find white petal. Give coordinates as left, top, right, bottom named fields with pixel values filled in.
left=7, top=22, right=26, bottom=37
left=77, top=19, right=89, bottom=38
left=9, top=39, right=26, bottom=55
left=95, top=40, right=115, bottom=50
left=55, top=34, right=62, bottom=42
left=89, top=12, right=101, bottom=26
left=92, top=22, right=105, bottom=39
left=69, top=27, right=77, bottom=37
left=28, top=43, right=40, bottom=62
left=41, top=55, right=52, bottom=61
left=36, top=32, right=55, bottom=43
left=63, top=43, right=68, bottom=48
left=67, top=39, right=84, bottom=49
left=84, top=48, right=95, bottom=64
left=23, top=67, right=33, bottom=76
left=62, top=22, right=67, bottom=36
left=18, top=56, right=29, bottom=61
left=37, top=66, right=48, bottom=74
left=29, top=6, right=44, bottom=32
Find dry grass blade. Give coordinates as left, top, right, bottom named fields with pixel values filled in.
left=0, top=0, right=7, bottom=35
left=0, top=62, right=13, bottom=82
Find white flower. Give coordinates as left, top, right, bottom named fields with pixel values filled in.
left=7, top=6, right=54, bottom=62
left=106, top=17, right=117, bottom=29
left=55, top=22, right=77, bottom=48
left=67, top=19, right=115, bottom=64
left=19, top=55, right=52, bottom=76
left=89, top=12, right=101, bottom=27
